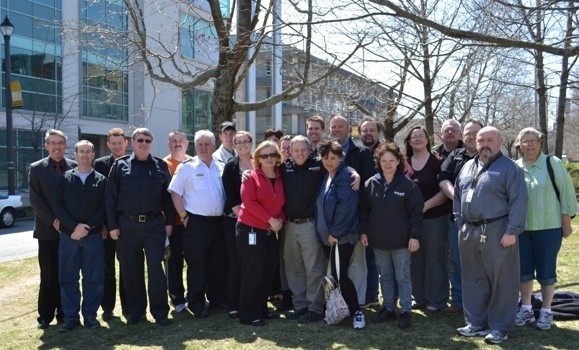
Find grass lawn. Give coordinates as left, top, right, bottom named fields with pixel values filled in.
left=1, top=221, right=579, bottom=350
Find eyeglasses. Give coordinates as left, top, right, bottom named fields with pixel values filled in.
left=234, top=140, right=252, bottom=145
left=410, top=135, right=426, bottom=140
left=47, top=141, right=65, bottom=146
left=258, top=152, right=278, bottom=160
left=520, top=140, right=539, bottom=146
left=135, top=138, right=152, bottom=144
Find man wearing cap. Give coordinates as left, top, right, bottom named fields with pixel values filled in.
left=105, top=128, right=174, bottom=326
left=213, top=122, right=236, bottom=164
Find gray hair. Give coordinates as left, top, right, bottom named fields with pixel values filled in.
left=132, top=127, right=154, bottom=140
left=515, top=127, right=543, bottom=147
left=194, top=130, right=216, bottom=145
left=45, top=129, right=67, bottom=142
left=441, top=119, right=461, bottom=132
left=290, top=135, right=311, bottom=150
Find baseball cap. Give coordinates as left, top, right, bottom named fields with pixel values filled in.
left=220, top=121, right=236, bottom=133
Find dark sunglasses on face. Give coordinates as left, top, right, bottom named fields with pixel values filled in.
left=135, top=138, right=152, bottom=144
left=258, top=152, right=278, bottom=160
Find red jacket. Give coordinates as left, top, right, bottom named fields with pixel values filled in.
left=238, top=167, right=286, bottom=230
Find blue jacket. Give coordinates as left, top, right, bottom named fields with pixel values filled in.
left=316, top=162, right=359, bottom=246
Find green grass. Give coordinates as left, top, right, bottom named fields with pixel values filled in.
left=1, top=222, right=579, bottom=349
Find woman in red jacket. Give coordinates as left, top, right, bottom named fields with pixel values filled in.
left=237, top=140, right=286, bottom=326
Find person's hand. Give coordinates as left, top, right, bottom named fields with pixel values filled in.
left=350, top=172, right=361, bottom=191
left=52, top=218, right=60, bottom=231
left=101, top=225, right=109, bottom=239
left=268, top=217, right=283, bottom=232
left=241, top=170, right=252, bottom=183
left=165, top=225, right=173, bottom=237
left=408, top=238, right=419, bottom=252
left=500, top=233, right=516, bottom=248
left=562, top=215, right=573, bottom=238
left=360, top=234, right=368, bottom=246
left=328, top=235, right=338, bottom=246
left=109, top=229, right=120, bottom=240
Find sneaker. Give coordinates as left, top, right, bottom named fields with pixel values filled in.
left=360, top=299, right=380, bottom=309
left=84, top=319, right=101, bottom=330
left=484, top=330, right=508, bottom=344
left=456, top=324, right=491, bottom=337
left=298, top=310, right=324, bottom=324
left=284, top=308, right=308, bottom=320
left=174, top=303, right=187, bottom=313
left=515, top=308, right=535, bottom=326
left=536, top=310, right=553, bottom=330
left=372, top=308, right=396, bottom=323
left=352, top=311, right=366, bottom=329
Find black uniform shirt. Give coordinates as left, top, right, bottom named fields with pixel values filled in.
left=280, top=157, right=326, bottom=219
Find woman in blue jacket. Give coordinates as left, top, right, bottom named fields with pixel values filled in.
left=315, top=139, right=365, bottom=329
left=360, top=142, right=424, bottom=329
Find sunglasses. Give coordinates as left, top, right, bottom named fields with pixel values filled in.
left=135, top=138, right=152, bottom=144
left=258, top=152, right=278, bottom=160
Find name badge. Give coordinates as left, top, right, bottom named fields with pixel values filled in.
left=465, top=188, right=474, bottom=203
left=249, top=230, right=257, bottom=245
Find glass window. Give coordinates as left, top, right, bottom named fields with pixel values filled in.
left=180, top=15, right=218, bottom=63
left=182, top=88, right=212, bottom=134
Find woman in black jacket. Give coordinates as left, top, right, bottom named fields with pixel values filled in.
left=360, top=142, right=424, bottom=329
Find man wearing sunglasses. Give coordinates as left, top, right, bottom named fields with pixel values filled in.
left=105, top=128, right=175, bottom=326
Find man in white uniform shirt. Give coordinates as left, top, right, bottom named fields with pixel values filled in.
left=168, top=130, right=228, bottom=318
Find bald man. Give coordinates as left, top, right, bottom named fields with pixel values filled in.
left=454, top=127, right=527, bottom=345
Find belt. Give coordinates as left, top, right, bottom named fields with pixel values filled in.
left=466, top=215, right=507, bottom=227
left=189, top=213, right=223, bottom=223
left=122, top=212, right=162, bottom=223
left=288, top=217, right=314, bottom=224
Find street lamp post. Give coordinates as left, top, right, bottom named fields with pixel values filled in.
left=1, top=17, right=14, bottom=195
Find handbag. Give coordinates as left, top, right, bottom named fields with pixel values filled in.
left=322, top=244, right=350, bottom=325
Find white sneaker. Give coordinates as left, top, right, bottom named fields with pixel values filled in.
left=484, top=330, right=508, bottom=344
left=456, top=324, right=490, bottom=337
left=515, top=307, right=535, bottom=326
left=353, top=311, right=366, bottom=329
left=536, top=310, right=553, bottom=330
left=175, top=303, right=187, bottom=313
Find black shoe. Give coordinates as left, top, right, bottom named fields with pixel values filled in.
left=156, top=318, right=171, bottom=326
left=190, top=307, right=209, bottom=318
left=102, top=311, right=114, bottom=321
left=263, top=312, right=280, bottom=320
left=251, top=319, right=266, bottom=327
left=228, top=311, right=239, bottom=319
left=37, top=319, right=50, bottom=329
left=284, top=308, right=308, bottom=320
left=127, top=315, right=146, bottom=325
left=298, top=310, right=324, bottom=324
left=398, top=312, right=411, bottom=329
left=372, top=308, right=396, bottom=323
left=85, top=319, right=101, bottom=330
left=59, top=320, right=79, bottom=333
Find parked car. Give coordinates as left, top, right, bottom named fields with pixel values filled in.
left=0, top=193, right=26, bottom=228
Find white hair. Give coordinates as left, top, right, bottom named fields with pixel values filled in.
left=194, top=130, right=216, bottom=145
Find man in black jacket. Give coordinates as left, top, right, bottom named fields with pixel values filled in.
left=53, top=140, right=107, bottom=332
left=94, top=127, right=128, bottom=321
left=29, top=129, right=77, bottom=329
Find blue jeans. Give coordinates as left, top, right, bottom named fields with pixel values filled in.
left=59, top=233, right=104, bottom=323
left=447, top=218, right=462, bottom=306
left=365, top=246, right=379, bottom=302
left=374, top=248, right=412, bottom=313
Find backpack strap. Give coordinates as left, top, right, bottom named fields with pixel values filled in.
left=546, top=155, right=561, bottom=202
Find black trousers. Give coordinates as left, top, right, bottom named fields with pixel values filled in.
left=168, top=224, right=186, bottom=306
left=182, top=214, right=227, bottom=314
left=236, top=222, right=280, bottom=324
left=117, top=216, right=169, bottom=321
left=37, top=238, right=63, bottom=323
left=101, top=236, right=127, bottom=314
left=323, top=243, right=360, bottom=316
left=223, top=216, right=240, bottom=311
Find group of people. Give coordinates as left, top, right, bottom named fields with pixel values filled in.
left=28, top=116, right=576, bottom=344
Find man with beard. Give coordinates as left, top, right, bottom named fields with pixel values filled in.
left=454, top=126, right=527, bottom=344
left=163, top=130, right=192, bottom=313
left=94, top=128, right=128, bottom=321
left=358, top=118, right=382, bottom=154
left=438, top=120, right=484, bottom=313
left=433, top=119, right=464, bottom=159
